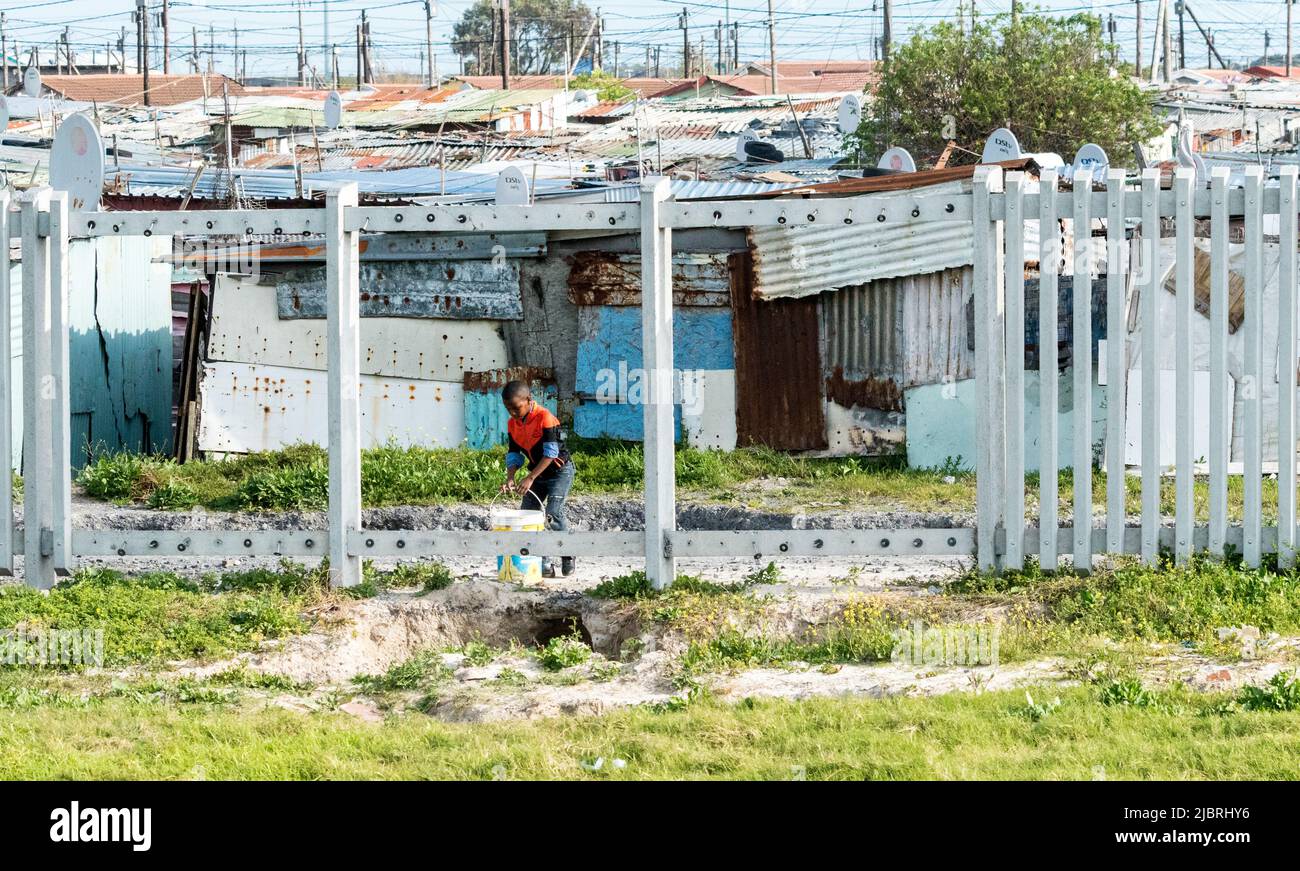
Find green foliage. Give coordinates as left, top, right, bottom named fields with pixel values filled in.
left=1098, top=677, right=1159, bottom=708
left=0, top=568, right=305, bottom=667
left=353, top=650, right=451, bottom=693
left=452, top=0, right=595, bottom=76
left=147, top=478, right=200, bottom=510
left=1239, top=672, right=1300, bottom=712
left=589, top=571, right=655, bottom=600
left=849, top=12, right=1162, bottom=166
left=569, top=70, right=634, bottom=101
left=538, top=625, right=592, bottom=671
left=1016, top=690, right=1062, bottom=722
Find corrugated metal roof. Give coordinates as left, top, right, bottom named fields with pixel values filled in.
left=748, top=180, right=975, bottom=300
left=601, top=178, right=800, bottom=202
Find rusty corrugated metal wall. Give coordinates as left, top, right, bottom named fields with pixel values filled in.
left=730, top=252, right=827, bottom=450
left=822, top=267, right=975, bottom=411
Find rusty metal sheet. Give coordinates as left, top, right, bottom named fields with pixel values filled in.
left=274, top=260, right=523, bottom=320
left=730, top=251, right=827, bottom=450
left=462, top=366, right=557, bottom=392
left=566, top=251, right=730, bottom=306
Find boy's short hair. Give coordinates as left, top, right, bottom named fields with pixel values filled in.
left=501, top=380, right=530, bottom=403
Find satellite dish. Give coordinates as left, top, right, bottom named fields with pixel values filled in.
left=1177, top=121, right=1207, bottom=179
left=735, top=128, right=758, bottom=162
left=0, top=96, right=9, bottom=141
left=324, top=91, right=342, bottom=130
left=495, top=166, right=530, bottom=205
left=837, top=94, right=862, bottom=136
left=981, top=127, right=1021, bottom=163
left=23, top=66, right=41, bottom=98
left=50, top=113, right=105, bottom=212
left=878, top=146, right=917, bottom=173
left=1072, top=143, right=1109, bottom=175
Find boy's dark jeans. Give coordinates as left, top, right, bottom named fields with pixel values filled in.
left=522, top=462, right=575, bottom=568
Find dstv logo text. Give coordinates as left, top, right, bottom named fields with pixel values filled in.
left=50, top=802, right=151, bottom=852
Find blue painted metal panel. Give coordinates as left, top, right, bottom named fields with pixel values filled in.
left=574, top=306, right=731, bottom=441
left=574, top=401, right=683, bottom=442
left=464, top=384, right=558, bottom=450
left=574, top=306, right=734, bottom=394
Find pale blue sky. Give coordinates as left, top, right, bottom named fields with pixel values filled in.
left=0, top=0, right=1290, bottom=80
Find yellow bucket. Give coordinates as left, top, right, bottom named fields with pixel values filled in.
left=492, top=507, right=546, bottom=583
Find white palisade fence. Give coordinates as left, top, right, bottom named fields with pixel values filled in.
left=973, top=163, right=1300, bottom=572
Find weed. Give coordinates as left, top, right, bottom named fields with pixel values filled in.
left=1238, top=672, right=1300, bottom=712
left=352, top=650, right=450, bottom=693
left=1016, top=690, right=1061, bottom=722
left=1098, top=677, right=1159, bottom=708
left=538, top=624, right=591, bottom=671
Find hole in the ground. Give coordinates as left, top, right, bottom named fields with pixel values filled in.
left=529, top=615, right=594, bottom=649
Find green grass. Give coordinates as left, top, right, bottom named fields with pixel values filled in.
left=0, top=568, right=306, bottom=666
left=1, top=685, right=1299, bottom=779
left=0, top=558, right=458, bottom=669
left=75, top=440, right=976, bottom=512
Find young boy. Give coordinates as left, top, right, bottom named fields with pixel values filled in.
left=501, top=380, right=575, bottom=577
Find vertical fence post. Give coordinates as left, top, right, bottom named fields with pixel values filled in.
left=1279, top=166, right=1298, bottom=568
left=1243, top=166, right=1264, bottom=567
left=1139, top=169, right=1162, bottom=565
left=1038, top=171, right=1060, bottom=571
left=326, top=182, right=362, bottom=587
left=1173, top=168, right=1195, bottom=564
left=1072, top=168, right=1094, bottom=571
left=48, top=192, right=73, bottom=574
left=20, top=188, right=55, bottom=589
left=641, top=176, right=675, bottom=589
left=1209, top=167, right=1230, bottom=558
left=973, top=166, right=1006, bottom=571
left=1104, top=170, right=1128, bottom=557
left=1003, top=172, right=1026, bottom=570
left=0, top=191, right=12, bottom=575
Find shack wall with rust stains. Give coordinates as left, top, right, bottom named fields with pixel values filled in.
left=566, top=250, right=731, bottom=306
left=730, top=251, right=827, bottom=451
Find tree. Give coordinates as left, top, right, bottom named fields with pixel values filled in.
left=569, top=70, right=633, bottom=101
left=850, top=13, right=1162, bottom=167
left=453, top=0, right=596, bottom=76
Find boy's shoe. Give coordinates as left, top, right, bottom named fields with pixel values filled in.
left=561, top=556, right=576, bottom=576
left=541, top=561, right=557, bottom=579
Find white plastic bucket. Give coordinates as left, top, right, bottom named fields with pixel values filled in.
left=492, top=507, right=546, bottom=583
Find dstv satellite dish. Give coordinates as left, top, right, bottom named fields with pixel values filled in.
left=0, top=96, right=9, bottom=142
left=837, top=94, right=862, bottom=136
left=1072, top=143, right=1109, bottom=175
left=981, top=127, right=1021, bottom=163
left=324, top=91, right=342, bottom=130
left=878, top=146, right=916, bottom=173
left=495, top=166, right=530, bottom=205
left=23, top=66, right=40, bottom=98
left=50, top=113, right=105, bottom=212
left=735, top=128, right=758, bottom=161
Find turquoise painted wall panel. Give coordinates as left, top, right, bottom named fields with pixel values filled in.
left=464, top=385, right=558, bottom=450
left=9, top=237, right=173, bottom=472
left=904, top=370, right=1107, bottom=472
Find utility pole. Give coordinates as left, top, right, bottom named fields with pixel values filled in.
left=356, top=23, right=363, bottom=85
left=1, top=13, right=7, bottom=90
left=119, top=27, right=127, bottom=73
left=499, top=0, right=511, bottom=88
left=595, top=8, right=603, bottom=69
left=137, top=0, right=150, bottom=106
left=766, top=0, right=777, bottom=93
left=1177, top=0, right=1185, bottom=69
left=731, top=22, right=738, bottom=71
left=645, top=44, right=650, bottom=76
left=715, top=21, right=722, bottom=75
left=425, top=0, right=435, bottom=87
left=192, top=26, right=198, bottom=74
left=233, top=25, right=238, bottom=81
left=162, top=0, right=170, bottom=74
left=1135, top=0, right=1143, bottom=78
left=1289, top=0, right=1294, bottom=77
left=297, top=1, right=306, bottom=86
left=882, top=0, right=892, bottom=62
left=1267, top=30, right=1272, bottom=65
left=1108, top=14, right=1118, bottom=65
left=680, top=8, right=690, bottom=77
left=614, top=41, right=620, bottom=77
left=208, top=23, right=214, bottom=75
left=1184, top=2, right=1227, bottom=69
left=1163, top=0, right=1173, bottom=81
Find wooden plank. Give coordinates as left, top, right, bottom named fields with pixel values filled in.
left=1003, top=172, right=1026, bottom=570
left=1140, top=169, right=1162, bottom=565
left=1243, top=166, right=1264, bottom=567
left=1105, top=170, right=1127, bottom=555
left=1038, top=171, right=1060, bottom=570
left=1209, top=167, right=1230, bottom=557
left=1072, top=169, right=1094, bottom=571
left=1280, top=166, right=1299, bottom=567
